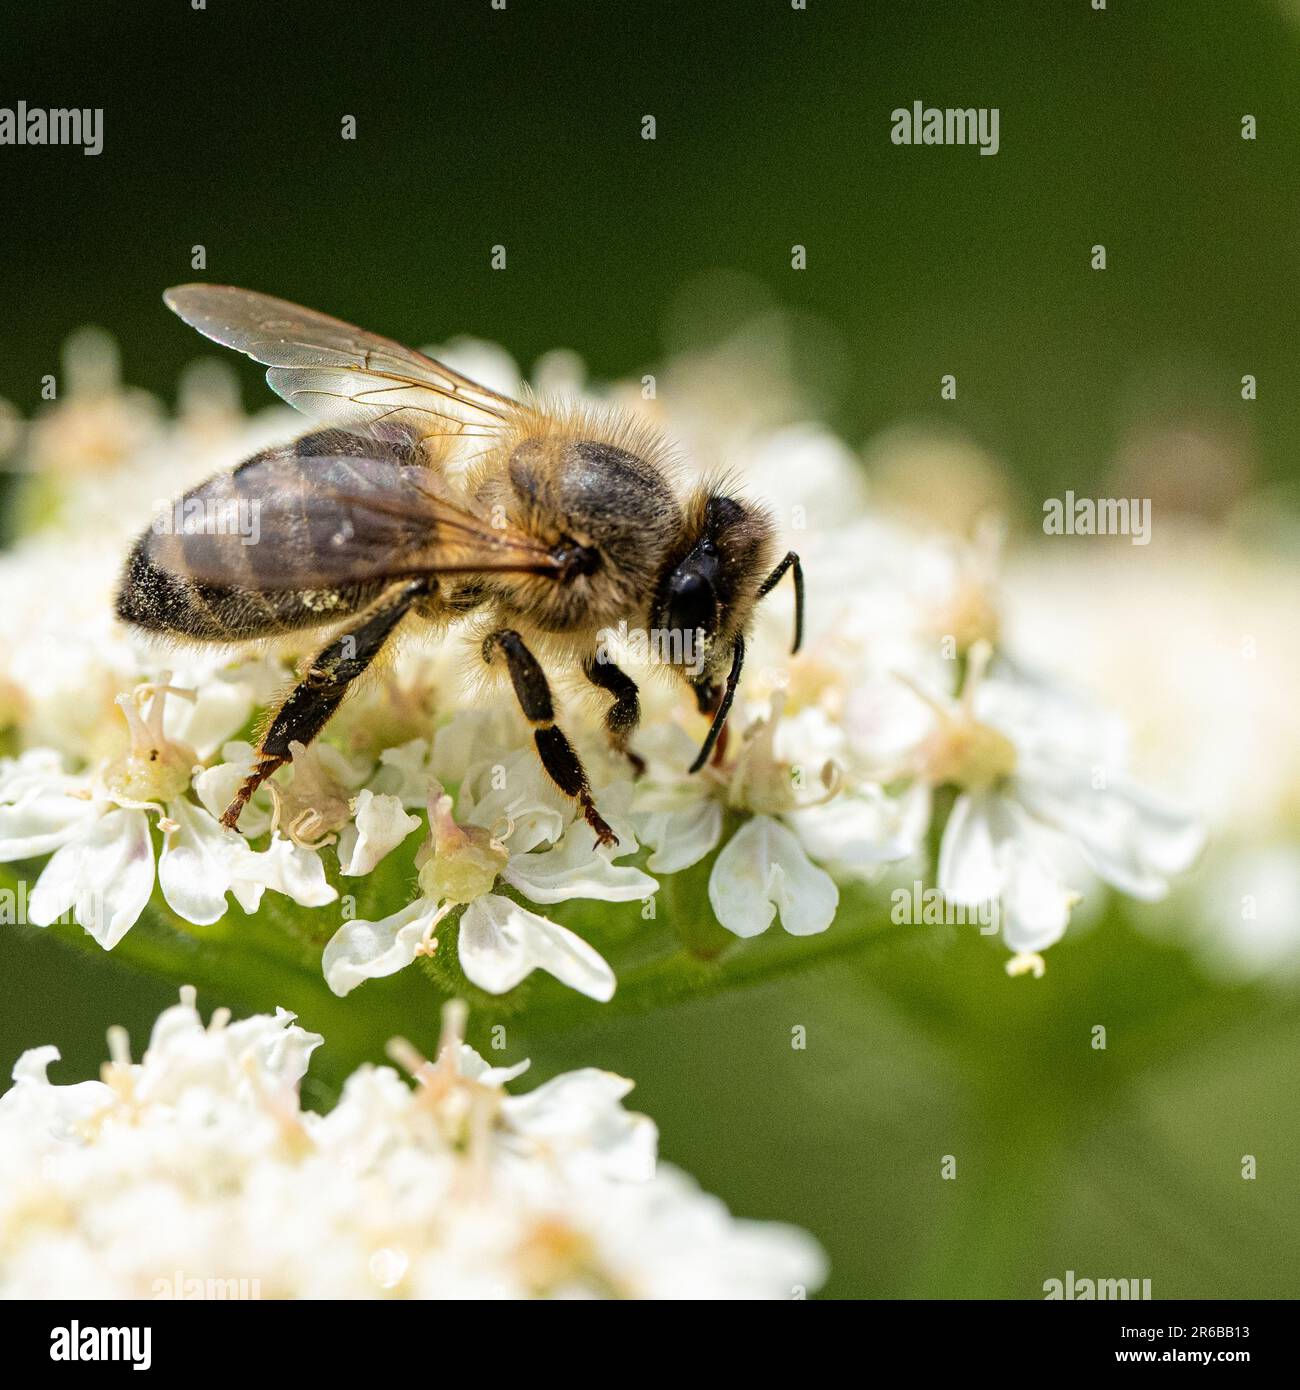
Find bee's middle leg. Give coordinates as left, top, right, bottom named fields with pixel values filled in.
left=583, top=655, right=644, bottom=777
left=484, top=629, right=617, bottom=847
left=222, top=579, right=428, bottom=830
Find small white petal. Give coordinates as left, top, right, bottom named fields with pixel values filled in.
left=228, top=876, right=263, bottom=916
left=502, top=825, right=657, bottom=905
left=28, top=808, right=155, bottom=948
left=220, top=1007, right=324, bottom=1090
left=457, top=1044, right=531, bottom=1087
left=842, top=671, right=938, bottom=767
left=8, top=1044, right=62, bottom=1087
left=708, top=815, right=838, bottom=938
left=162, top=677, right=252, bottom=760
left=786, top=784, right=925, bottom=875
left=0, top=1044, right=113, bottom=1136
left=460, top=747, right=573, bottom=852
left=937, top=792, right=1007, bottom=905
left=193, top=749, right=272, bottom=840
left=368, top=738, right=434, bottom=808
left=313, top=742, right=373, bottom=791
left=1123, top=783, right=1208, bottom=877
left=322, top=895, right=443, bottom=996
left=246, top=834, right=338, bottom=908
left=431, top=708, right=514, bottom=783
left=636, top=799, right=722, bottom=874
left=1015, top=763, right=1205, bottom=901
left=0, top=749, right=74, bottom=802
left=337, top=790, right=421, bottom=877
left=502, top=1068, right=657, bottom=1182
left=1000, top=844, right=1077, bottom=953
left=157, top=798, right=253, bottom=926
left=0, top=785, right=99, bottom=860
left=458, top=893, right=616, bottom=1001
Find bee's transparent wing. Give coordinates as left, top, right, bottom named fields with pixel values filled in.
left=148, top=447, right=562, bottom=591
left=163, top=284, right=533, bottom=454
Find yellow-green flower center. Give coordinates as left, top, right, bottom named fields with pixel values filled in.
left=921, top=716, right=1017, bottom=793
left=101, top=682, right=197, bottom=804
left=103, top=740, right=194, bottom=803
left=416, top=791, right=509, bottom=904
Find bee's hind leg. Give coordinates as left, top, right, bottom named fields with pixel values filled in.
left=484, top=629, right=617, bottom=848
left=222, top=579, right=429, bottom=831
left=583, top=655, right=644, bottom=777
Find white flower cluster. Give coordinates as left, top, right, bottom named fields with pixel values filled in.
left=0, top=990, right=824, bottom=1298
left=0, top=328, right=1206, bottom=997
left=1008, top=536, right=1300, bottom=981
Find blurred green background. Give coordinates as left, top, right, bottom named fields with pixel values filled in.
left=2, top=0, right=1298, bottom=1298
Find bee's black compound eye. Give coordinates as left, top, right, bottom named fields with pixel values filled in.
left=665, top=564, right=718, bottom=639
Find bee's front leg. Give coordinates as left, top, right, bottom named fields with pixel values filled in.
left=223, top=579, right=428, bottom=830
left=583, top=654, right=644, bottom=777
left=484, top=629, right=617, bottom=848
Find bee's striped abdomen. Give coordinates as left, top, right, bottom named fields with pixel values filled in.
left=115, top=432, right=424, bottom=642
left=114, top=532, right=388, bottom=641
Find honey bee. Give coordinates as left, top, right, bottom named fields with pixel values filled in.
left=117, top=286, right=803, bottom=845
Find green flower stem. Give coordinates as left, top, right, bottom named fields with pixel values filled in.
left=658, top=834, right=738, bottom=962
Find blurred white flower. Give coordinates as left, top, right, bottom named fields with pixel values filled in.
left=866, top=643, right=1205, bottom=956
left=0, top=991, right=826, bottom=1300
left=1006, top=530, right=1299, bottom=841
left=1006, top=532, right=1300, bottom=979
left=1197, top=845, right=1300, bottom=984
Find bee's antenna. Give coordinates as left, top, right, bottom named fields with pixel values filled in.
left=756, top=551, right=804, bottom=655
left=689, top=635, right=745, bottom=774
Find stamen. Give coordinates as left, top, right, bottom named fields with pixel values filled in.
left=265, top=779, right=283, bottom=836
left=114, top=690, right=152, bottom=747
left=106, top=1025, right=131, bottom=1067
left=961, top=639, right=995, bottom=714
left=1005, top=951, right=1046, bottom=980
left=386, top=1035, right=438, bottom=1088
left=892, top=669, right=952, bottom=721
left=103, top=679, right=199, bottom=804
left=414, top=901, right=453, bottom=958
left=437, top=999, right=469, bottom=1070
left=263, top=741, right=352, bottom=845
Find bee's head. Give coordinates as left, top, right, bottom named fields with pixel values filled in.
left=651, top=488, right=806, bottom=773
left=652, top=490, right=776, bottom=686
